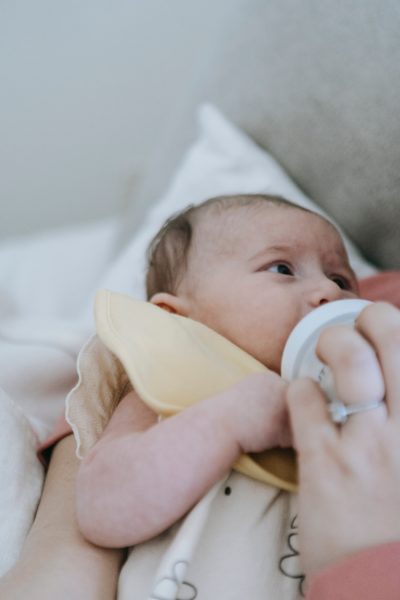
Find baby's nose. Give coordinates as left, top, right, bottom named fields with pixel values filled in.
left=309, top=277, right=345, bottom=307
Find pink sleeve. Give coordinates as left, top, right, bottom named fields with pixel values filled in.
left=307, top=542, right=400, bottom=600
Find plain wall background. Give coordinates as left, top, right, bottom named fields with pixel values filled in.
left=0, top=0, right=226, bottom=240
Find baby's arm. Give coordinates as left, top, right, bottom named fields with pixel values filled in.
left=76, top=371, right=289, bottom=548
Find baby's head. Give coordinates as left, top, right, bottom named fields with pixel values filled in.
left=146, top=194, right=359, bottom=372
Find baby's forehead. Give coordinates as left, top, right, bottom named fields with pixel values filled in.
left=190, top=205, right=250, bottom=257
left=191, top=202, right=348, bottom=263
left=196, top=204, right=242, bottom=237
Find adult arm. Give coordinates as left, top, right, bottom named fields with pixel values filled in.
left=76, top=371, right=290, bottom=547
left=0, top=434, right=124, bottom=600
left=286, top=302, right=400, bottom=597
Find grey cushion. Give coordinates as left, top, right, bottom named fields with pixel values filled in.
left=123, top=0, right=400, bottom=269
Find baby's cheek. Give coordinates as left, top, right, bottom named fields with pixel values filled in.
left=266, top=329, right=294, bottom=374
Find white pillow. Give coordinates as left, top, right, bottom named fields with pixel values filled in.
left=86, top=104, right=377, bottom=316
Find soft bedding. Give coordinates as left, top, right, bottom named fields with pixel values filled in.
left=0, top=390, right=44, bottom=576
left=0, top=105, right=382, bottom=576
left=0, top=218, right=119, bottom=576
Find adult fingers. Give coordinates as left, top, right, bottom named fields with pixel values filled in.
left=355, top=302, right=400, bottom=418
left=287, top=378, right=337, bottom=455
left=316, top=325, right=386, bottom=434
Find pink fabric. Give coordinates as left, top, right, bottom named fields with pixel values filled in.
left=359, top=271, right=400, bottom=307
left=307, top=542, right=400, bottom=599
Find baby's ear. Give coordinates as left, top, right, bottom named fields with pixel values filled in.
left=150, top=292, right=190, bottom=317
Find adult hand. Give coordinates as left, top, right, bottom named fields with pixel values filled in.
left=287, top=302, right=400, bottom=575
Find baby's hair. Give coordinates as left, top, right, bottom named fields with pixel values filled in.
left=145, top=193, right=314, bottom=299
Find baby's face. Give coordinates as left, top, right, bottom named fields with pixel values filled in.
left=178, top=205, right=359, bottom=372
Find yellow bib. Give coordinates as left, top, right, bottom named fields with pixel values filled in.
left=95, top=290, right=297, bottom=492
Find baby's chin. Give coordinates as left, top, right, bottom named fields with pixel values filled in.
left=264, top=362, right=282, bottom=376
left=258, top=352, right=281, bottom=373
left=260, top=344, right=287, bottom=374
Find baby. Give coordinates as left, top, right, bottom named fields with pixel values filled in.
left=74, top=193, right=359, bottom=598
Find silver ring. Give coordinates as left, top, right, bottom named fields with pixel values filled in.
left=329, top=400, right=385, bottom=424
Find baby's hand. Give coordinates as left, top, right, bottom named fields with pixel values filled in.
left=220, top=372, right=291, bottom=454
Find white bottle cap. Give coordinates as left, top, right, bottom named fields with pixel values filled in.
left=281, top=299, right=371, bottom=384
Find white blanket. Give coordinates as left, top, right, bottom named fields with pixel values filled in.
left=0, top=218, right=118, bottom=575
left=0, top=389, right=44, bottom=576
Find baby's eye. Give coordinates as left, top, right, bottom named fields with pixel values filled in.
left=330, top=275, right=350, bottom=290
left=268, top=263, right=294, bottom=276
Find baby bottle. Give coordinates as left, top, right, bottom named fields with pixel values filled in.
left=281, top=299, right=371, bottom=415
